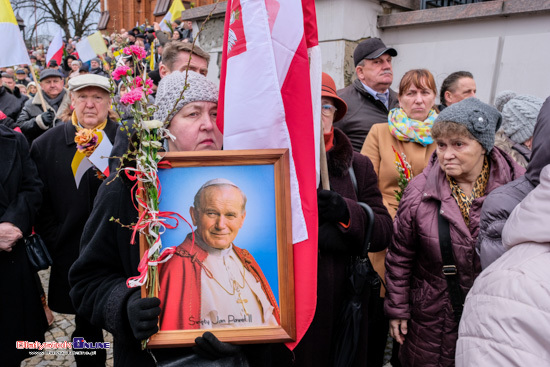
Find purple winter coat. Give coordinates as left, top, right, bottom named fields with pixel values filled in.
left=477, top=96, right=550, bottom=268
left=384, top=147, right=524, bottom=367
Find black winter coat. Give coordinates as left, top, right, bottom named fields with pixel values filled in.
left=0, top=86, right=27, bottom=122
left=30, top=121, right=118, bottom=313
left=69, top=174, right=234, bottom=366
left=335, top=79, right=399, bottom=152
left=17, top=90, right=71, bottom=145
left=0, top=125, right=47, bottom=365
left=277, top=128, right=393, bottom=366
left=70, top=163, right=300, bottom=366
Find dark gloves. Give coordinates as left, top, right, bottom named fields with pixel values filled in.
left=193, top=331, right=242, bottom=360
left=126, top=291, right=161, bottom=340
left=318, top=189, right=349, bottom=224
left=40, top=109, right=56, bottom=126
left=318, top=222, right=357, bottom=255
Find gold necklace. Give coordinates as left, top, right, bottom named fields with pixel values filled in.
left=200, top=255, right=250, bottom=315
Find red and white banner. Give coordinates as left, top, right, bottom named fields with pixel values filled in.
left=46, top=29, right=64, bottom=66
left=218, top=0, right=321, bottom=348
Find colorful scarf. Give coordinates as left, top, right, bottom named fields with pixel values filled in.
left=446, top=157, right=490, bottom=226
left=388, top=107, right=437, bottom=146
left=71, top=111, right=108, bottom=184
left=71, top=111, right=107, bottom=156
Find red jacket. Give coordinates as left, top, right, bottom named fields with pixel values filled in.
left=158, top=234, right=280, bottom=330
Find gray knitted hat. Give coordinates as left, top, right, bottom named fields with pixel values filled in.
left=435, top=97, right=502, bottom=153
left=494, top=90, right=543, bottom=144
left=154, top=71, right=218, bottom=124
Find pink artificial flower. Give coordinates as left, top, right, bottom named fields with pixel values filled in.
left=134, top=76, right=153, bottom=95
left=123, top=45, right=147, bottom=60
left=120, top=87, right=143, bottom=105
left=134, top=76, right=144, bottom=87
left=134, top=76, right=154, bottom=93
left=112, top=65, right=132, bottom=81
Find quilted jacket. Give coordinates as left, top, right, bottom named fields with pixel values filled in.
left=456, top=164, right=550, bottom=366
left=384, top=147, right=524, bottom=367
left=477, top=96, right=550, bottom=268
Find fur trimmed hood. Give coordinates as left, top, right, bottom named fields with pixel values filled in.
left=326, top=128, right=354, bottom=177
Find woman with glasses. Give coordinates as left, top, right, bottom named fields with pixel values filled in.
left=286, top=72, right=393, bottom=366
left=360, top=69, right=439, bottom=366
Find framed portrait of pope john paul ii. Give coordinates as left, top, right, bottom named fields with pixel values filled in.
left=142, top=149, right=295, bottom=347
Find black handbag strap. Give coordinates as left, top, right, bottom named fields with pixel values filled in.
left=348, top=165, right=374, bottom=258
left=437, top=201, right=464, bottom=321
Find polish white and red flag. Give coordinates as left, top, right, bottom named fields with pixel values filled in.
left=218, top=0, right=321, bottom=348
left=46, top=29, right=64, bottom=66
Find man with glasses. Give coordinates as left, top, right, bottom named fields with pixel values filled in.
left=30, top=74, right=117, bottom=367
left=335, top=38, right=399, bottom=152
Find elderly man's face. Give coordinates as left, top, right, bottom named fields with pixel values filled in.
left=16, top=73, right=26, bottom=80
left=90, top=60, right=100, bottom=69
left=71, top=87, right=111, bottom=129
left=160, top=51, right=208, bottom=78
left=356, top=53, right=393, bottom=93
left=40, top=77, right=64, bottom=98
left=191, top=185, right=246, bottom=250
left=167, top=101, right=222, bottom=152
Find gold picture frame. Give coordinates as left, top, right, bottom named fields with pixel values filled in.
left=141, top=149, right=295, bottom=347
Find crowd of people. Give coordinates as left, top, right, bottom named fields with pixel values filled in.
left=1, top=19, right=549, bottom=367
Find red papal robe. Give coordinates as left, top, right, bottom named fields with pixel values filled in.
left=158, top=233, right=281, bottom=330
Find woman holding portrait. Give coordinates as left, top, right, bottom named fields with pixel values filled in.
left=384, top=98, right=525, bottom=366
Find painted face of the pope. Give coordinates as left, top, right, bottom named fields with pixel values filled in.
left=190, top=183, right=247, bottom=250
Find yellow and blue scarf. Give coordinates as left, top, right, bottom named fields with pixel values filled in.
left=388, top=107, right=437, bottom=146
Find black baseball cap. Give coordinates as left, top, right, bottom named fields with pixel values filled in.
left=353, top=38, right=397, bottom=67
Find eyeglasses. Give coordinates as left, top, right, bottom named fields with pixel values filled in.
left=321, top=104, right=337, bottom=116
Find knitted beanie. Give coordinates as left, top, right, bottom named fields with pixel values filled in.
left=153, top=71, right=218, bottom=124
left=495, top=91, right=543, bottom=144
left=435, top=97, right=502, bottom=154
left=494, top=90, right=516, bottom=113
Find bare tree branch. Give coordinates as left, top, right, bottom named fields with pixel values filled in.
left=14, top=0, right=100, bottom=42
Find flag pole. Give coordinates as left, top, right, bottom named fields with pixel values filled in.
left=320, top=122, right=330, bottom=190
left=28, top=64, right=48, bottom=112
